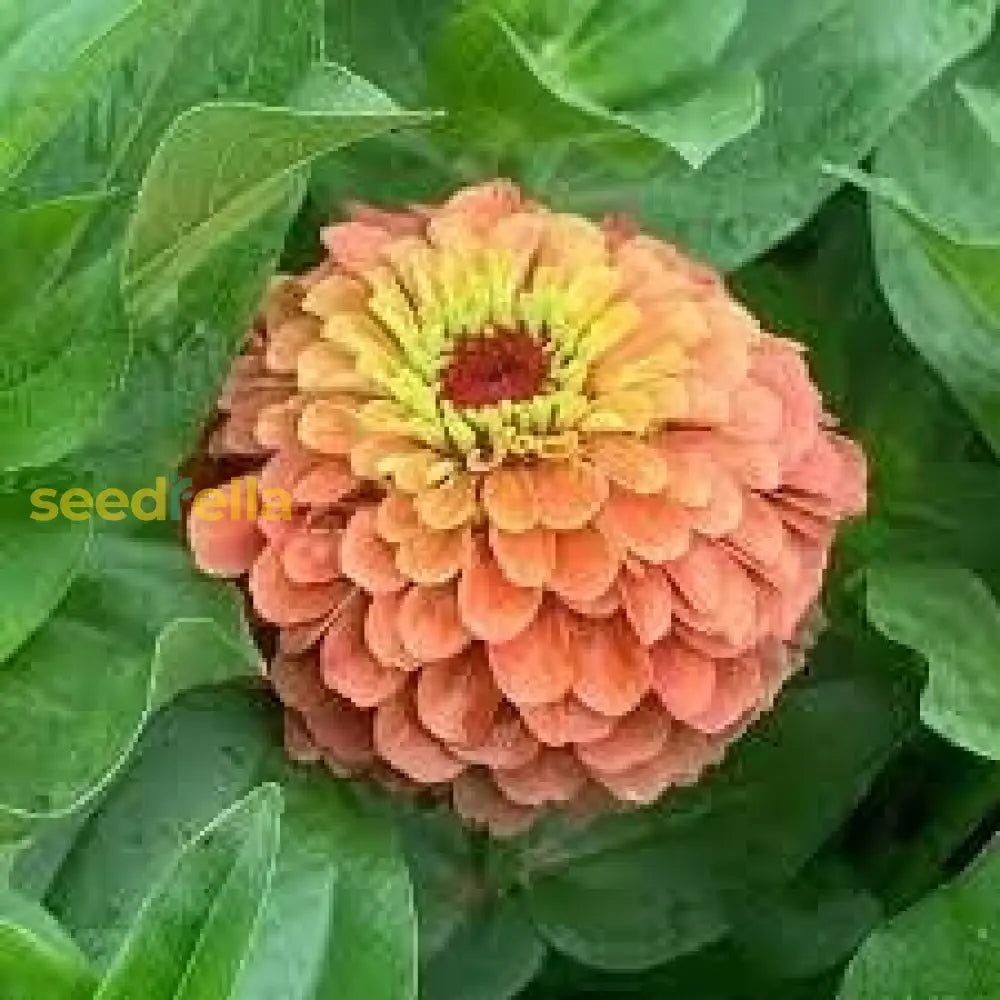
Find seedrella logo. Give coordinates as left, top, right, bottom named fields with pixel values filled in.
left=29, top=476, right=292, bottom=522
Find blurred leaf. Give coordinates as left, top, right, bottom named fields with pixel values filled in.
left=839, top=846, right=1000, bottom=1000
left=0, top=476, right=91, bottom=666
left=432, top=0, right=761, bottom=168
left=0, top=889, right=96, bottom=1000
left=94, top=784, right=282, bottom=1000
left=0, top=522, right=259, bottom=825
left=521, top=668, right=911, bottom=970
left=867, top=564, right=1000, bottom=761
left=543, top=0, right=996, bottom=269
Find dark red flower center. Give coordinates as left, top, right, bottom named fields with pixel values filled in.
left=441, top=328, right=548, bottom=407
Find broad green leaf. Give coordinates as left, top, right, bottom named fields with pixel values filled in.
left=0, top=477, right=91, bottom=665
left=94, top=784, right=282, bottom=1000
left=0, top=890, right=96, bottom=1000
left=124, top=96, right=432, bottom=317
left=0, top=523, right=260, bottom=824
left=867, top=564, right=1000, bottom=761
left=231, top=771, right=417, bottom=1000
left=431, top=0, right=761, bottom=168
left=839, top=847, right=1000, bottom=1000
left=543, top=0, right=996, bottom=269
left=522, top=665, right=911, bottom=970
left=0, top=0, right=176, bottom=190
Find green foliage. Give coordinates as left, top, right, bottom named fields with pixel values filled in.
left=3, top=0, right=1000, bottom=998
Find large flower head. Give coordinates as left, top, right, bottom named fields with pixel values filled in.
left=189, top=181, right=866, bottom=836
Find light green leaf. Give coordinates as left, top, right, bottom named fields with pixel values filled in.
left=0, top=889, right=96, bottom=1000
left=0, top=0, right=176, bottom=190
left=94, top=784, right=282, bottom=1000
left=0, top=476, right=92, bottom=666
left=0, top=523, right=260, bottom=824
left=124, top=96, right=432, bottom=317
left=867, top=564, right=1000, bottom=761
left=839, top=846, right=1000, bottom=1000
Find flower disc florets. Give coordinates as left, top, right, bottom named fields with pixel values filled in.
left=188, top=181, right=866, bottom=836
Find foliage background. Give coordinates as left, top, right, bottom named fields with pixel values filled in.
left=2, top=0, right=1000, bottom=997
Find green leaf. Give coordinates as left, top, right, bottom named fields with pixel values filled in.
left=867, top=564, right=1000, bottom=761
left=431, top=0, right=761, bottom=168
left=0, top=477, right=92, bottom=666
left=94, top=784, right=282, bottom=1000
left=124, top=95, right=432, bottom=317
left=0, top=889, right=96, bottom=1000
left=0, top=523, right=260, bottom=824
left=543, top=0, right=996, bottom=269
left=839, top=847, right=1000, bottom=1000
left=231, top=771, right=417, bottom=1000
left=521, top=666, right=911, bottom=971
left=0, top=0, right=176, bottom=190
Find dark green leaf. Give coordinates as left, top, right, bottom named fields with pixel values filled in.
left=94, top=784, right=282, bottom=1000
left=867, top=564, right=1000, bottom=761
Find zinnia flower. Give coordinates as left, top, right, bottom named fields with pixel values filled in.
left=187, top=181, right=866, bottom=836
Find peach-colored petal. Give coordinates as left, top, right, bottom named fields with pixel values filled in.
left=259, top=446, right=318, bottom=495
left=724, top=493, right=785, bottom=571
left=575, top=699, right=671, bottom=774
left=586, top=435, right=668, bottom=495
left=375, top=492, right=421, bottom=544
left=188, top=480, right=264, bottom=576
left=416, top=647, right=502, bottom=745
left=725, top=381, right=784, bottom=442
left=322, top=221, right=394, bottom=274
left=397, top=583, right=472, bottom=661
left=267, top=316, right=320, bottom=372
left=489, top=526, right=556, bottom=588
left=482, top=467, right=538, bottom=532
left=298, top=398, right=359, bottom=455
left=320, top=596, right=407, bottom=707
left=374, top=691, right=467, bottom=784
left=395, top=525, right=470, bottom=585
left=293, top=460, right=358, bottom=505
left=255, top=398, right=304, bottom=450
left=520, top=698, right=616, bottom=747
left=365, top=592, right=420, bottom=671
left=488, top=600, right=576, bottom=706
left=597, top=488, right=691, bottom=562
left=250, top=546, right=341, bottom=625
left=458, top=537, right=542, bottom=642
left=415, top=473, right=478, bottom=530
left=650, top=641, right=716, bottom=723
left=563, top=586, right=621, bottom=618
left=493, top=749, right=588, bottom=806
left=302, top=697, right=375, bottom=769
left=618, top=563, right=673, bottom=646
left=689, top=466, right=743, bottom=538
left=449, top=705, right=540, bottom=769
left=549, top=527, right=621, bottom=603
left=282, top=527, right=341, bottom=584
left=452, top=771, right=537, bottom=838
left=533, top=461, right=609, bottom=530
left=340, top=508, right=406, bottom=594
left=572, top=614, right=653, bottom=717
left=687, top=655, right=764, bottom=734
left=283, top=710, right=321, bottom=764
left=279, top=590, right=354, bottom=655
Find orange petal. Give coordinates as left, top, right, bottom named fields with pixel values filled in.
left=415, top=473, right=478, bottom=530
left=449, top=705, right=540, bottom=769
left=572, top=613, right=652, bottom=717
left=586, top=435, right=668, bottom=495
left=416, top=647, right=502, bottom=745
left=533, top=461, right=609, bottom=530
left=452, top=771, right=537, bottom=838
left=298, top=398, right=358, bottom=455
left=482, top=467, right=538, bottom=532
left=365, top=592, right=420, bottom=671
left=575, top=699, right=671, bottom=774
left=375, top=492, right=421, bottom=544
left=373, top=691, right=467, bottom=784
left=250, top=546, right=341, bottom=625
left=493, top=748, right=588, bottom=806
left=340, top=508, right=406, bottom=594
left=488, top=600, right=577, bottom=706
left=397, top=583, right=472, bottom=661
left=259, top=447, right=318, bottom=495
left=320, top=596, right=407, bottom=707
left=282, top=527, right=341, bottom=584
left=520, top=699, right=616, bottom=748
left=266, top=316, right=319, bottom=372
left=255, top=398, right=304, bottom=450
left=489, top=526, right=556, bottom=588
left=724, top=493, right=786, bottom=571
left=458, top=537, right=542, bottom=642
left=188, top=479, right=264, bottom=577
left=563, top=586, right=621, bottom=619
left=293, top=460, right=358, bottom=505
left=597, top=488, right=691, bottom=562
left=618, top=563, right=673, bottom=645
left=395, top=525, right=470, bottom=585
left=690, top=467, right=744, bottom=538
left=688, top=655, right=763, bottom=735
left=549, top=526, right=620, bottom=603
left=649, top=641, right=716, bottom=723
